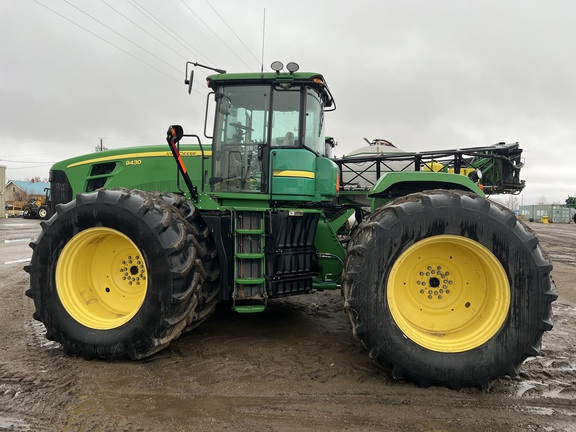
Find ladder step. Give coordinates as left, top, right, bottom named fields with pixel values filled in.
left=236, top=228, right=264, bottom=234
left=235, top=277, right=265, bottom=285
left=235, top=252, right=265, bottom=259
left=233, top=305, right=266, bottom=313
left=233, top=210, right=267, bottom=312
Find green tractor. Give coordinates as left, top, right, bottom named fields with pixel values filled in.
left=26, top=61, right=556, bottom=389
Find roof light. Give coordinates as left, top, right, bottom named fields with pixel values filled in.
left=286, top=62, right=299, bottom=73
left=271, top=61, right=283, bottom=72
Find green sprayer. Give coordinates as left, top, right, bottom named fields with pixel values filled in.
left=26, top=61, right=556, bottom=389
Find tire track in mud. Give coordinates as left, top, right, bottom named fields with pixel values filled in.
left=495, top=301, right=576, bottom=432
left=0, top=270, right=117, bottom=431
left=1, top=323, right=135, bottom=432
left=507, top=302, right=576, bottom=399
left=0, top=316, right=78, bottom=430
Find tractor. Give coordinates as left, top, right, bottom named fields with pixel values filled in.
left=26, top=61, right=556, bottom=389
left=22, top=188, right=51, bottom=219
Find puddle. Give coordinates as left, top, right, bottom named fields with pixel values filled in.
left=0, top=416, right=31, bottom=431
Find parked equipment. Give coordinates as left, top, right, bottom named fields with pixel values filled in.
left=22, top=188, right=51, bottom=219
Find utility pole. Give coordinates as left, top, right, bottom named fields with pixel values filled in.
left=95, top=138, right=107, bottom=153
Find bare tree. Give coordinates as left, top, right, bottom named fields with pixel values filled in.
left=504, top=194, right=520, bottom=211
left=11, top=187, right=29, bottom=202
left=536, top=196, right=548, bottom=205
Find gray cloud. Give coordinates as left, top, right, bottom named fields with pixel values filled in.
left=1, top=0, right=574, bottom=204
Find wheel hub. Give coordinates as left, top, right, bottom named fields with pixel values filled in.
left=118, top=255, right=146, bottom=285
left=56, top=227, right=148, bottom=330
left=417, top=265, right=453, bottom=300
left=388, top=235, right=510, bottom=353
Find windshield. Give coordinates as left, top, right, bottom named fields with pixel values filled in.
left=271, top=89, right=300, bottom=147
left=217, top=85, right=269, bottom=147
left=211, top=83, right=326, bottom=193
left=304, top=88, right=325, bottom=154
left=212, top=85, right=269, bottom=192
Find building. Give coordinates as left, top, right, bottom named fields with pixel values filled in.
left=4, top=180, right=50, bottom=215
left=5, top=180, right=50, bottom=201
left=519, top=204, right=572, bottom=223
left=0, top=166, right=5, bottom=218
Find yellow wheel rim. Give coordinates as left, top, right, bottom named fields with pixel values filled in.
left=388, top=235, right=510, bottom=352
left=56, top=227, right=148, bottom=330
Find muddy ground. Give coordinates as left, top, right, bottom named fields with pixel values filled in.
left=0, top=218, right=575, bottom=431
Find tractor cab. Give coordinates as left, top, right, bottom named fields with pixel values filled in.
left=205, top=62, right=338, bottom=201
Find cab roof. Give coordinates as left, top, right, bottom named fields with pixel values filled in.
left=206, top=71, right=335, bottom=108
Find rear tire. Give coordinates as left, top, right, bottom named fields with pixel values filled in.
left=25, top=189, right=205, bottom=360
left=342, top=190, right=557, bottom=389
left=147, top=191, right=220, bottom=330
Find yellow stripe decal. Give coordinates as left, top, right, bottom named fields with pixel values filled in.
left=67, top=150, right=211, bottom=168
left=273, top=170, right=315, bottom=179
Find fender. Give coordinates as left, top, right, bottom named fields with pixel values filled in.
left=368, top=171, right=485, bottom=211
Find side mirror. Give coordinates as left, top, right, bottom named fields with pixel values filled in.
left=185, top=70, right=194, bottom=95
left=217, top=95, right=232, bottom=115
left=166, top=125, right=184, bottom=144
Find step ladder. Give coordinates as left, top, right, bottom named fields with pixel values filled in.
left=233, top=210, right=267, bottom=313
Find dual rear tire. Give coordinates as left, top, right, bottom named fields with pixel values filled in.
left=26, top=188, right=219, bottom=360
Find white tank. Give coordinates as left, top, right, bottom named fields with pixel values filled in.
left=340, top=139, right=414, bottom=189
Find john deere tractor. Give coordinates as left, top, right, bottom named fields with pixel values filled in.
left=26, top=61, right=556, bottom=389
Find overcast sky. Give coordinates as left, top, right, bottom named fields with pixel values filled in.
left=1, top=0, right=574, bottom=205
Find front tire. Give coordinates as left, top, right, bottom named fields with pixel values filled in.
left=342, top=190, right=557, bottom=389
left=26, top=189, right=205, bottom=360
left=38, top=205, right=50, bottom=219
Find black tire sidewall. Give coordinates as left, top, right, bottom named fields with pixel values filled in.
left=345, top=192, right=549, bottom=384
left=31, top=192, right=178, bottom=358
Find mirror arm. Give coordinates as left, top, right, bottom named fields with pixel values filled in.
left=166, top=125, right=199, bottom=202
left=185, top=61, right=226, bottom=95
